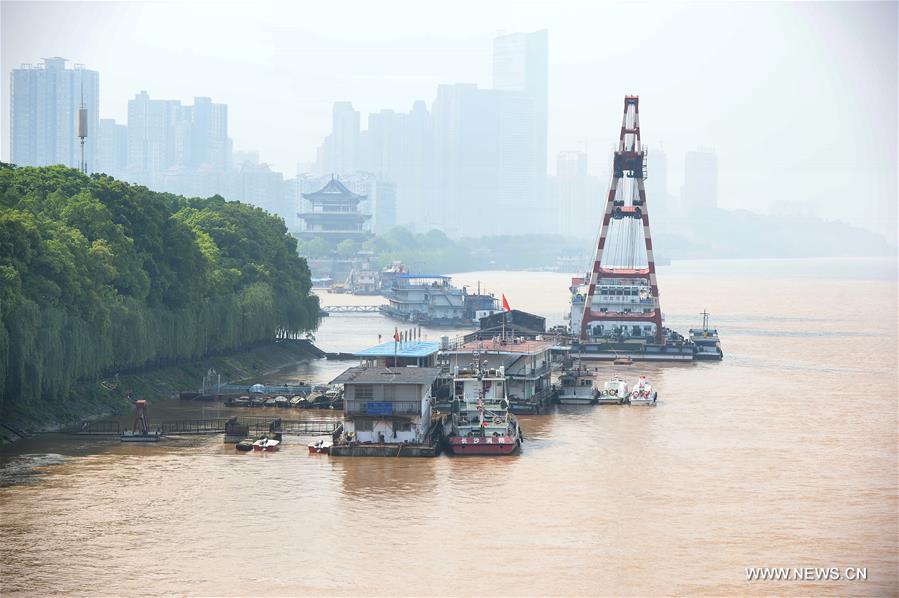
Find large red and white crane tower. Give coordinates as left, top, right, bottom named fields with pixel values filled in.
left=579, top=95, right=663, bottom=342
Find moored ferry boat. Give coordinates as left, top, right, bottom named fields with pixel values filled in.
left=628, top=376, right=657, bottom=405
left=379, top=274, right=499, bottom=327
left=596, top=377, right=629, bottom=405
left=445, top=363, right=522, bottom=455
left=557, top=365, right=597, bottom=405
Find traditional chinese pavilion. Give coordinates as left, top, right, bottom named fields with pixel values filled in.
left=298, top=177, right=370, bottom=242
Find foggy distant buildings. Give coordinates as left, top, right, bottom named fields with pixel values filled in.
left=9, top=57, right=99, bottom=170
left=318, top=102, right=361, bottom=176
left=95, top=118, right=127, bottom=177
left=126, top=91, right=231, bottom=183
left=493, top=29, right=548, bottom=205
left=682, top=150, right=718, bottom=213
left=314, top=29, right=549, bottom=237
left=645, top=147, right=672, bottom=220
left=550, top=150, right=604, bottom=238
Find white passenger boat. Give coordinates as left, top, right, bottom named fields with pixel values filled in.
left=596, top=377, right=628, bottom=405
left=628, top=376, right=657, bottom=405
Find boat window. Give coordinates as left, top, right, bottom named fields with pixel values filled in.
left=355, top=385, right=374, bottom=400
left=355, top=419, right=373, bottom=431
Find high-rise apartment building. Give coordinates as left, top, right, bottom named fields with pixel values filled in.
left=552, top=150, right=603, bottom=238
left=682, top=150, right=718, bottom=213
left=493, top=30, right=548, bottom=180
left=321, top=101, right=360, bottom=175
left=95, top=118, right=127, bottom=177
left=9, top=57, right=99, bottom=170
left=645, top=147, right=671, bottom=219
left=126, top=91, right=231, bottom=189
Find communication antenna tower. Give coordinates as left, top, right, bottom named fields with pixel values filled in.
left=77, top=72, right=88, bottom=174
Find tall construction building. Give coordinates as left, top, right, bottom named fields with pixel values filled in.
left=9, top=57, right=99, bottom=170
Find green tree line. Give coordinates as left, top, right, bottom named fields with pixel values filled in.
left=296, top=227, right=588, bottom=273
left=0, top=164, right=319, bottom=417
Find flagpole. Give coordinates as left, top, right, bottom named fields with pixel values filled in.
left=393, top=327, right=398, bottom=369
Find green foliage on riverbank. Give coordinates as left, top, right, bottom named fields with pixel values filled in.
left=0, top=164, right=319, bottom=417
left=295, top=227, right=588, bottom=272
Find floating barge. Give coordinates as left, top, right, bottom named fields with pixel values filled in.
left=329, top=441, right=440, bottom=458
left=327, top=366, right=445, bottom=457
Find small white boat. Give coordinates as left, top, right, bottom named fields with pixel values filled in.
left=252, top=437, right=280, bottom=452
left=628, top=376, right=657, bottom=405
left=308, top=439, right=333, bottom=454
left=596, top=377, right=628, bottom=405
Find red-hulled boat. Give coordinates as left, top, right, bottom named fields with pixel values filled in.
left=445, top=361, right=522, bottom=456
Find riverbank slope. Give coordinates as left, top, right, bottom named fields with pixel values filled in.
left=0, top=339, right=320, bottom=444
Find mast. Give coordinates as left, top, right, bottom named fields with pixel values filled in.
left=77, top=73, right=88, bottom=174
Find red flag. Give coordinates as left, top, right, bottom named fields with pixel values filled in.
left=393, top=327, right=401, bottom=342
left=502, top=294, right=511, bottom=312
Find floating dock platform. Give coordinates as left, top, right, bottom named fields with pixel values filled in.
left=329, top=441, right=441, bottom=457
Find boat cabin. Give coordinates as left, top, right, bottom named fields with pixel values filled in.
left=439, top=338, right=555, bottom=413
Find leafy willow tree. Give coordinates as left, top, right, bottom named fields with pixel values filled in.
left=0, top=164, right=319, bottom=417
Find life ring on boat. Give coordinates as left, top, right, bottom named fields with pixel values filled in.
left=609, top=389, right=617, bottom=396
left=632, top=390, right=639, bottom=398
left=492, top=417, right=502, bottom=424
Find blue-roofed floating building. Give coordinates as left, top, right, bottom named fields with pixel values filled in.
left=379, top=274, right=499, bottom=327
left=354, top=340, right=441, bottom=368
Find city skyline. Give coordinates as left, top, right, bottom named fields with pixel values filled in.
left=1, top=1, right=896, bottom=242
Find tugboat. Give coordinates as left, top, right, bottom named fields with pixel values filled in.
left=689, top=310, right=724, bottom=360
left=596, top=377, right=629, bottom=405
left=628, top=376, right=657, bottom=405
left=445, top=360, right=522, bottom=455
left=557, top=361, right=597, bottom=405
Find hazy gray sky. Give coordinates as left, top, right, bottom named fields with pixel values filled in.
left=2, top=1, right=896, bottom=240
